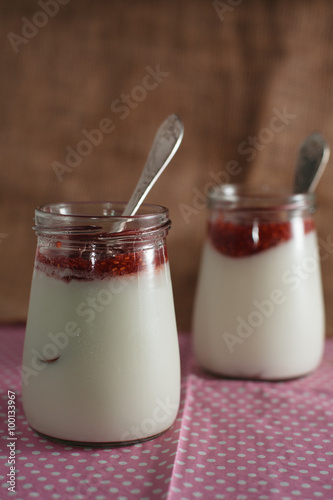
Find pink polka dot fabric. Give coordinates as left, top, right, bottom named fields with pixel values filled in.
left=1, top=325, right=333, bottom=500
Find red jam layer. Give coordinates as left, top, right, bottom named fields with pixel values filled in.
left=208, top=217, right=315, bottom=258
left=36, top=244, right=168, bottom=282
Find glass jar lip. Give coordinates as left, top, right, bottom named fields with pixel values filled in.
left=208, top=184, right=316, bottom=212
left=36, top=201, right=168, bottom=219
left=34, top=201, right=170, bottom=237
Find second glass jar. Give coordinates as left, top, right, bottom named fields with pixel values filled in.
left=193, top=185, right=325, bottom=380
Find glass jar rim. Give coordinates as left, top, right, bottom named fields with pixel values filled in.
left=34, top=201, right=170, bottom=237
left=208, top=184, right=316, bottom=212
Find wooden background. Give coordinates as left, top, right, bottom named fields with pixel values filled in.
left=1, top=0, right=333, bottom=334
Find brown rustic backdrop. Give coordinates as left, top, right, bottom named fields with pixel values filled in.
left=1, top=0, right=333, bottom=334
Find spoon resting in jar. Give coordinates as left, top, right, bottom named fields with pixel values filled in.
left=293, top=132, right=330, bottom=193
left=122, top=114, right=184, bottom=217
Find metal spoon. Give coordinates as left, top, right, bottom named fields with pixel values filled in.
left=293, top=132, right=330, bottom=193
left=122, top=114, right=184, bottom=217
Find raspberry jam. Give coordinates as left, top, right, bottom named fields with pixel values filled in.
left=193, top=185, right=325, bottom=381
left=22, top=202, right=180, bottom=445
left=208, top=217, right=315, bottom=258
left=36, top=244, right=168, bottom=281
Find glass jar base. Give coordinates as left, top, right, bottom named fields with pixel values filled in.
left=31, top=426, right=172, bottom=448
left=199, top=365, right=318, bottom=382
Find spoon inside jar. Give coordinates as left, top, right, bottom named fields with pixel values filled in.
left=293, top=132, right=330, bottom=193
left=112, top=114, right=184, bottom=232
left=123, top=114, right=184, bottom=216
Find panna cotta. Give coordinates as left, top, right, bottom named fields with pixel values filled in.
left=22, top=202, right=180, bottom=444
left=193, top=205, right=325, bottom=380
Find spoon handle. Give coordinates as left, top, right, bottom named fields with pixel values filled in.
left=293, top=132, right=330, bottom=193
left=122, top=114, right=184, bottom=216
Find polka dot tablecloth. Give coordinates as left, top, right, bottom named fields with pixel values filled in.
left=1, top=325, right=333, bottom=500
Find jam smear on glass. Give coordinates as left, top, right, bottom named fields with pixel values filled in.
left=208, top=217, right=315, bottom=258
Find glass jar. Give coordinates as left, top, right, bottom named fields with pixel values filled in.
left=192, top=185, right=325, bottom=380
left=22, top=202, right=180, bottom=445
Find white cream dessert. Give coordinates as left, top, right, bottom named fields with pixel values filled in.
left=22, top=241, right=180, bottom=444
left=193, top=217, right=325, bottom=380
